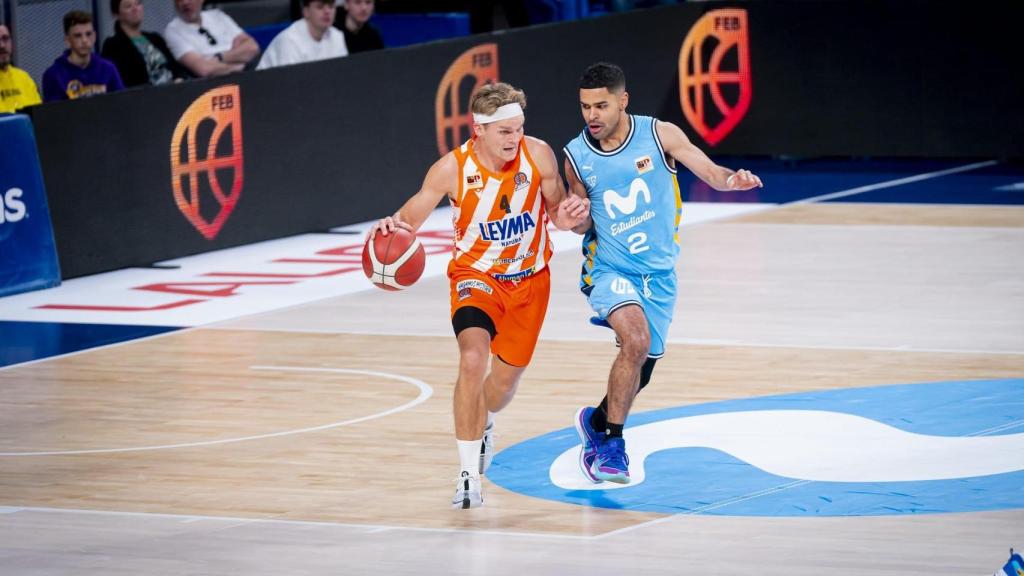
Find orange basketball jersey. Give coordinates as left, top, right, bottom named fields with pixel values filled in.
left=449, top=138, right=552, bottom=281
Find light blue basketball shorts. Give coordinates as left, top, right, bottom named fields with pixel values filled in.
left=586, top=266, right=677, bottom=358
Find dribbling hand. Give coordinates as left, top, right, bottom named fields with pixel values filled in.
left=367, top=214, right=412, bottom=240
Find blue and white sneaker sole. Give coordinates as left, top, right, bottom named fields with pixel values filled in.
left=591, top=465, right=631, bottom=484
left=574, top=407, right=603, bottom=484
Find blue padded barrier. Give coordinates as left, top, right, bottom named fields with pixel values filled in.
left=0, top=114, right=61, bottom=297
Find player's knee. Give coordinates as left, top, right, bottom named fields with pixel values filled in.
left=620, top=322, right=651, bottom=362
left=458, top=346, right=489, bottom=379
left=619, top=331, right=650, bottom=365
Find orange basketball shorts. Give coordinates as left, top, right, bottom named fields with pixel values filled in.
left=448, top=263, right=551, bottom=367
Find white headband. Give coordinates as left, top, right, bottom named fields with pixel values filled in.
left=473, top=103, right=524, bottom=125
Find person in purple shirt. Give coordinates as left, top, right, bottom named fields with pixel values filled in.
left=42, top=11, right=124, bottom=102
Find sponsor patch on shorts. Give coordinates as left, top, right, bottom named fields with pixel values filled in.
left=456, top=279, right=494, bottom=297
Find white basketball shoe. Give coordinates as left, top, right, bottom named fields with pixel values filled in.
left=451, top=471, right=483, bottom=509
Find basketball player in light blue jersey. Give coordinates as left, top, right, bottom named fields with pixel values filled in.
left=564, top=63, right=762, bottom=484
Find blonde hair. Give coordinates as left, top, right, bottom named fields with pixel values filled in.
left=470, top=82, right=527, bottom=116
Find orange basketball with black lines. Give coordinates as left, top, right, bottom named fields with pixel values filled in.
left=362, top=228, right=426, bottom=291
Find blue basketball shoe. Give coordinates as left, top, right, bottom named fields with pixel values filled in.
left=591, top=436, right=630, bottom=484
left=574, top=407, right=604, bottom=483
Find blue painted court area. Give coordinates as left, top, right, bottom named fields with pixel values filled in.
left=0, top=321, right=180, bottom=368
left=487, top=379, right=1024, bottom=516
left=681, top=158, right=1024, bottom=205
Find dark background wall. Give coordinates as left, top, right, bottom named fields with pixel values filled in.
left=27, top=0, right=1023, bottom=279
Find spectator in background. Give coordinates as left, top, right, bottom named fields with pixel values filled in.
left=336, top=0, right=384, bottom=53
left=102, top=0, right=188, bottom=87
left=258, top=0, right=346, bottom=69
left=0, top=23, right=42, bottom=113
left=42, top=11, right=123, bottom=102
left=469, top=0, right=528, bottom=34
left=164, top=0, right=259, bottom=77
left=608, top=0, right=677, bottom=12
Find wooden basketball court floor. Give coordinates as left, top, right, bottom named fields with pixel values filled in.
left=1, top=162, right=1023, bottom=574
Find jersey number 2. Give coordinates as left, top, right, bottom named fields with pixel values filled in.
left=628, top=232, right=649, bottom=254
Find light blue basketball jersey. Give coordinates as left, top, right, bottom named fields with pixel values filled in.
left=564, top=115, right=682, bottom=288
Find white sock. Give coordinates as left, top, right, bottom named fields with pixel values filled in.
left=457, top=439, right=482, bottom=477
left=485, top=411, right=495, bottom=430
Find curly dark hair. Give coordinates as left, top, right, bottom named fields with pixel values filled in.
left=579, top=62, right=625, bottom=92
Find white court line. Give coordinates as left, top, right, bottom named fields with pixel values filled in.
left=968, top=419, right=1024, bottom=437
left=786, top=160, right=999, bottom=205
left=0, top=506, right=601, bottom=541
left=203, top=324, right=1024, bottom=356
left=683, top=480, right=813, bottom=515
left=594, top=480, right=815, bottom=540
left=581, top=480, right=816, bottom=539
left=590, top=513, right=682, bottom=540
left=0, top=367, right=431, bottom=457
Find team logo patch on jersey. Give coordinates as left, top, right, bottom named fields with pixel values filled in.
left=513, top=172, right=530, bottom=191
left=586, top=175, right=598, bottom=188
left=465, top=173, right=483, bottom=190
left=456, top=279, right=494, bottom=297
left=635, top=155, right=653, bottom=175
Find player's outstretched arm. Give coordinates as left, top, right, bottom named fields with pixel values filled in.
left=367, top=153, right=456, bottom=240
left=528, top=138, right=590, bottom=231
left=562, top=157, right=593, bottom=234
left=656, top=120, right=763, bottom=191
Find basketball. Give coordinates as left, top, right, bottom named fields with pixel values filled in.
left=362, top=227, right=426, bottom=291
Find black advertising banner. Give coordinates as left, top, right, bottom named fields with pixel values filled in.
left=30, top=0, right=1022, bottom=278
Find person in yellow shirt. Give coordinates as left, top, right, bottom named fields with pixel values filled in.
left=0, top=24, right=41, bottom=114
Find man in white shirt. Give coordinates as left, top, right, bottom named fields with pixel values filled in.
left=257, top=0, right=347, bottom=70
left=164, top=0, right=259, bottom=77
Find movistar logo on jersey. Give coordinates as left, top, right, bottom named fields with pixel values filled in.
left=603, top=178, right=651, bottom=218
left=478, top=211, right=535, bottom=243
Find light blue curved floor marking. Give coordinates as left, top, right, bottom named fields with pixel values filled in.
left=486, top=379, right=1024, bottom=516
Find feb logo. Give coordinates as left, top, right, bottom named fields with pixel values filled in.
left=170, top=85, right=244, bottom=240
left=678, top=8, right=752, bottom=146
left=435, top=43, right=499, bottom=157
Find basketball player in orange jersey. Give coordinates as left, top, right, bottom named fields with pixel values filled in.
left=368, top=82, right=590, bottom=509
